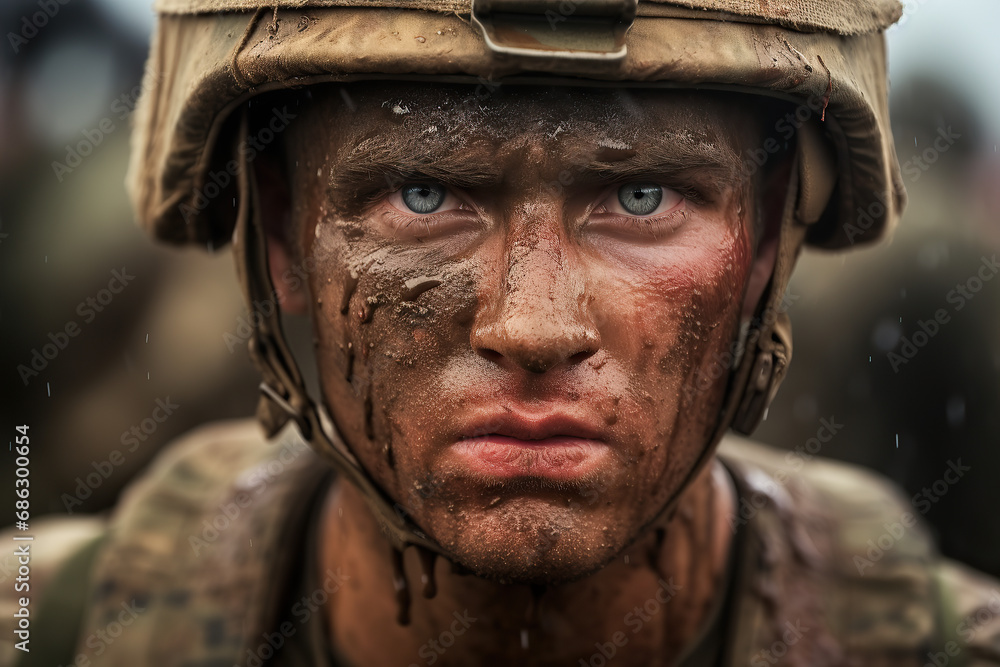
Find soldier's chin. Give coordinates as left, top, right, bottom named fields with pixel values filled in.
left=435, top=514, right=625, bottom=586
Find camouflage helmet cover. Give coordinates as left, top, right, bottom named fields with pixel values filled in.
left=130, top=0, right=905, bottom=251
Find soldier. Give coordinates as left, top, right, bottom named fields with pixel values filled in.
left=4, top=1, right=1000, bottom=666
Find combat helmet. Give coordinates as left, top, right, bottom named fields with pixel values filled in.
left=127, top=0, right=907, bottom=576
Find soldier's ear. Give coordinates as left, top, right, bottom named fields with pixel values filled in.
left=256, top=151, right=309, bottom=315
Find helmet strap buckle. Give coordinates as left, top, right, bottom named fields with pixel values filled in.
left=471, top=0, right=637, bottom=71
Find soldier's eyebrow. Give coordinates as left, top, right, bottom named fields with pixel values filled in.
left=580, top=135, right=745, bottom=191
left=328, top=135, right=503, bottom=197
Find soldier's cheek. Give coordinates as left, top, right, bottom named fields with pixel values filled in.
left=605, top=221, right=752, bottom=454
left=342, top=260, right=481, bottom=472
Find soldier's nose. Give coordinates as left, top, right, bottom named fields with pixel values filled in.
left=471, top=225, right=600, bottom=374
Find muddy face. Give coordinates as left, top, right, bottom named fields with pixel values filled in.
left=279, top=84, right=766, bottom=584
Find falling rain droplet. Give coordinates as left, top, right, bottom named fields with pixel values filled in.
left=895, top=433, right=899, bottom=448
left=520, top=628, right=529, bottom=650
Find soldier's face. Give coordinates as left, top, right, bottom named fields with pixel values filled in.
left=279, top=83, right=771, bottom=583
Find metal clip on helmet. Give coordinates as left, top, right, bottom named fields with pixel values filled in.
left=127, top=0, right=906, bottom=576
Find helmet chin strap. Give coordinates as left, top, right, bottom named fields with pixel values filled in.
left=231, top=111, right=445, bottom=557
left=231, top=107, right=834, bottom=566
left=636, top=157, right=807, bottom=534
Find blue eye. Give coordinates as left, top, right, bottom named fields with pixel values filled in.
left=617, top=183, right=663, bottom=216
left=401, top=183, right=446, bottom=214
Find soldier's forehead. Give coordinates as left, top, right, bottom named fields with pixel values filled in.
left=316, top=83, right=754, bottom=143
left=300, top=83, right=754, bottom=185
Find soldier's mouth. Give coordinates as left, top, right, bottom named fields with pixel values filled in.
left=450, top=410, right=610, bottom=481
left=450, top=437, right=610, bottom=481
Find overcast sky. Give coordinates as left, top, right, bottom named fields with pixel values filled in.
left=888, top=0, right=1000, bottom=142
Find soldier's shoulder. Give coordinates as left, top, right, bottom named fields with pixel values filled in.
left=719, top=434, right=1000, bottom=664
left=126, top=417, right=277, bottom=485
left=718, top=430, right=902, bottom=497
left=718, top=432, right=923, bottom=533
left=719, top=433, right=939, bottom=573
left=101, top=417, right=312, bottom=562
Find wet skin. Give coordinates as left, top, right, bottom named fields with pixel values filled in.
left=266, top=84, right=780, bottom=664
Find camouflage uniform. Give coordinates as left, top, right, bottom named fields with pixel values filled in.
left=2, top=425, right=999, bottom=666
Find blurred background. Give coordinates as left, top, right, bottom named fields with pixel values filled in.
left=0, top=0, right=997, bottom=578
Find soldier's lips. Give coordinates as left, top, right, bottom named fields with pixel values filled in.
left=449, top=409, right=612, bottom=480
left=450, top=436, right=610, bottom=480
